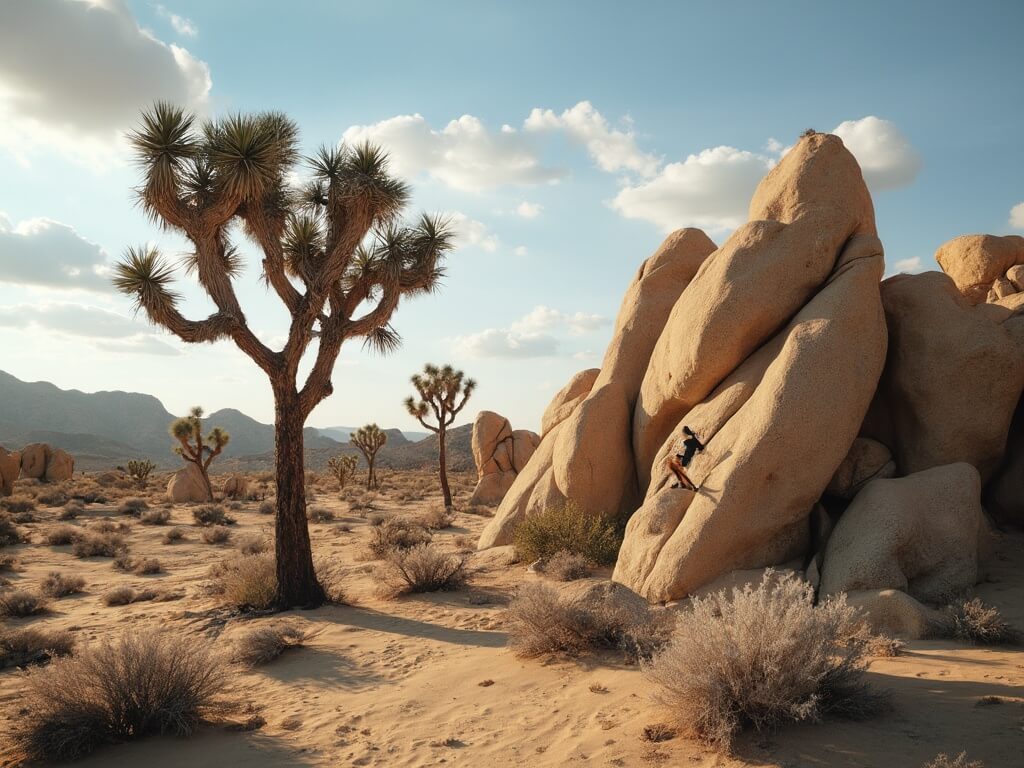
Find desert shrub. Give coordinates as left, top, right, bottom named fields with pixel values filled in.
left=40, top=571, right=86, bottom=598
left=225, top=500, right=243, bottom=511
left=947, top=598, right=1021, bottom=645
left=7, top=630, right=234, bottom=762
left=234, top=622, right=307, bottom=667
left=0, top=512, right=25, bottom=546
left=1, top=496, right=36, bottom=514
left=139, top=507, right=171, bottom=525
left=45, top=524, right=81, bottom=546
left=114, top=556, right=163, bottom=575
left=541, top=551, right=593, bottom=582
left=923, top=753, right=984, bottom=768
left=376, top=544, right=466, bottom=598
left=367, top=511, right=390, bottom=526
left=0, top=554, right=16, bottom=571
left=0, top=628, right=75, bottom=669
left=37, top=489, right=68, bottom=507
left=258, top=500, right=275, bottom=515
left=462, top=504, right=493, bottom=517
left=72, top=531, right=127, bottom=558
left=513, top=501, right=620, bottom=565
left=59, top=501, right=85, bottom=520
left=202, top=525, right=232, bottom=545
left=0, top=589, right=49, bottom=617
left=126, top=458, right=156, bottom=487
left=210, top=553, right=276, bottom=610
left=193, top=504, right=233, bottom=527
left=161, top=527, right=187, bottom=545
left=366, top=518, right=431, bottom=559
left=307, top=506, right=334, bottom=523
left=78, top=491, right=108, bottom=504
left=12, top=510, right=36, bottom=523
left=505, top=581, right=669, bottom=659
left=420, top=505, right=456, bottom=530
left=863, top=633, right=904, bottom=657
left=237, top=535, right=269, bottom=556
left=644, top=571, right=885, bottom=750
left=116, top=497, right=149, bottom=516
left=101, top=586, right=158, bottom=606
left=89, top=519, right=130, bottom=534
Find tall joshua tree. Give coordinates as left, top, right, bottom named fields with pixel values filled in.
left=350, top=424, right=387, bottom=490
left=169, top=406, right=229, bottom=501
left=113, top=103, right=453, bottom=608
left=405, top=364, right=475, bottom=510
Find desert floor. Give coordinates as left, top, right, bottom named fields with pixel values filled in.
left=1, top=470, right=1022, bottom=768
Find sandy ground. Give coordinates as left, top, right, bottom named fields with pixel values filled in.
left=1, top=474, right=1022, bottom=768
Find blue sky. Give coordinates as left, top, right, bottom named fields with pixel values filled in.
left=0, top=0, right=1022, bottom=434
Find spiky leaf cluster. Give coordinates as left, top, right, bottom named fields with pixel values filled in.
left=169, top=406, right=230, bottom=470
left=405, top=364, right=476, bottom=433
left=350, top=424, right=388, bottom=457
left=327, top=454, right=359, bottom=488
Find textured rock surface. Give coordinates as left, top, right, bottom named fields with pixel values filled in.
left=43, top=448, right=74, bottom=482
left=826, top=438, right=896, bottom=499
left=987, top=399, right=1024, bottom=525
left=0, top=448, right=20, bottom=496
left=469, top=411, right=539, bottom=506
left=846, top=589, right=948, bottom=639
left=540, top=368, right=599, bottom=436
left=19, top=443, right=49, bottom=479
left=935, top=234, right=1024, bottom=304
left=166, top=462, right=210, bottom=503
left=819, top=463, right=984, bottom=603
left=223, top=474, right=250, bottom=500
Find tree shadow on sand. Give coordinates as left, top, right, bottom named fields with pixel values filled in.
left=316, top=603, right=508, bottom=648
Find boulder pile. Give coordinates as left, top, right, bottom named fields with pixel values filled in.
left=166, top=462, right=211, bottom=503
left=478, top=131, right=1024, bottom=633
left=469, top=411, right=540, bottom=506
left=0, top=443, right=75, bottom=494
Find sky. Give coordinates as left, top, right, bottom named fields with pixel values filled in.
left=0, top=0, right=1022, bottom=434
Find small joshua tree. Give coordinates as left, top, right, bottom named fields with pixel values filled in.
left=169, top=407, right=229, bottom=502
left=404, top=364, right=475, bottom=510
left=113, top=103, right=452, bottom=608
left=126, top=459, right=156, bottom=488
left=327, top=454, right=359, bottom=490
left=350, top=425, right=387, bottom=490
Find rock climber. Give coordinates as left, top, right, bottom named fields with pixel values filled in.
left=668, top=425, right=705, bottom=491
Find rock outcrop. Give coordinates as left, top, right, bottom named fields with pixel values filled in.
left=540, top=368, right=599, bottom=436
left=987, top=399, right=1024, bottom=525
left=15, top=443, right=74, bottom=483
left=468, top=412, right=540, bottom=506
left=0, top=448, right=20, bottom=496
left=222, top=474, right=250, bottom=500
left=819, top=463, right=985, bottom=603
left=44, top=449, right=74, bottom=482
left=826, top=438, right=897, bottom=500
left=166, top=462, right=210, bottom=503
left=934, top=234, right=1024, bottom=304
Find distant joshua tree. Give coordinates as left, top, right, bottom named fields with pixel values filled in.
left=126, top=458, right=156, bottom=488
left=169, top=407, right=229, bottom=501
left=327, top=454, right=359, bottom=490
left=404, top=364, right=475, bottom=510
left=113, top=103, right=453, bottom=608
left=350, top=425, right=387, bottom=490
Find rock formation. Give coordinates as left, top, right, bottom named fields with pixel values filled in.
left=44, top=449, right=75, bottom=482
left=476, top=129, right=1022, bottom=618
left=166, top=462, right=210, bottom=503
left=0, top=447, right=20, bottom=497
left=223, top=474, right=250, bottom=500
left=469, top=411, right=540, bottom=506
left=14, top=443, right=74, bottom=483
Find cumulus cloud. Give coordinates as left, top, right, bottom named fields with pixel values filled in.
left=832, top=116, right=921, bottom=190
left=0, top=214, right=112, bottom=291
left=455, top=305, right=608, bottom=359
left=884, top=256, right=924, bottom=278
left=0, top=0, right=211, bottom=165
left=524, top=101, right=659, bottom=177
left=513, top=245, right=529, bottom=257
left=1010, top=202, right=1024, bottom=229
left=155, top=4, right=197, bottom=37
left=449, top=212, right=499, bottom=252
left=0, top=303, right=178, bottom=355
left=611, top=146, right=773, bottom=233
left=342, top=113, right=565, bottom=192
left=515, top=201, right=543, bottom=219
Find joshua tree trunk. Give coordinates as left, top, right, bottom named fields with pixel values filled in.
left=272, top=386, right=325, bottom=608
left=438, top=425, right=452, bottom=510
left=366, top=458, right=376, bottom=490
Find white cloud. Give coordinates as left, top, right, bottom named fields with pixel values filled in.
left=0, top=0, right=211, bottom=165
left=1010, top=202, right=1024, bottom=229
left=885, top=256, right=924, bottom=278
left=0, top=215, right=112, bottom=291
left=0, top=303, right=178, bottom=355
left=524, top=101, right=659, bottom=177
left=611, top=146, right=773, bottom=233
left=342, top=113, right=565, bottom=192
left=156, top=4, right=197, bottom=37
left=449, top=212, right=499, bottom=252
left=832, top=116, right=921, bottom=190
left=455, top=305, right=608, bottom=359
left=515, top=201, right=543, bottom=219
left=514, top=246, right=529, bottom=257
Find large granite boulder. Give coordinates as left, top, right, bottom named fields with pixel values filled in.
left=468, top=411, right=540, bottom=506
left=167, top=462, right=211, bottom=503
left=0, top=448, right=20, bottom=497
left=44, top=449, right=74, bottom=482
left=935, top=234, right=1024, bottom=304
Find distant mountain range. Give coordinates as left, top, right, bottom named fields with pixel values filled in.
left=0, top=370, right=472, bottom=472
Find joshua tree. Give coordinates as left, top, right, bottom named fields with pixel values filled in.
left=169, top=407, right=229, bottom=501
left=404, top=364, right=475, bottom=510
left=327, top=454, right=359, bottom=490
left=126, top=458, right=156, bottom=488
left=350, top=425, right=387, bottom=490
left=113, top=103, right=452, bottom=608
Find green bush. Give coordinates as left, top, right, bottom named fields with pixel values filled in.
left=513, top=501, right=620, bottom=565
